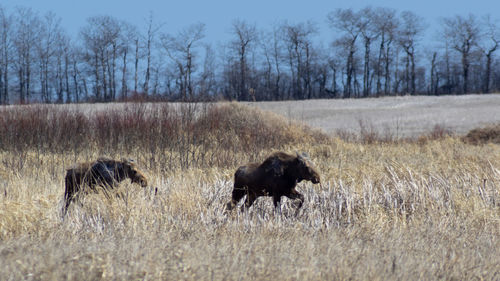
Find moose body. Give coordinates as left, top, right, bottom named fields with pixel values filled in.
left=63, top=158, right=147, bottom=215
left=227, top=152, right=320, bottom=212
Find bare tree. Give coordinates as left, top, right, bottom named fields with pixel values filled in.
left=326, top=53, right=341, bottom=97
left=68, top=45, right=84, bottom=102
left=13, top=7, right=41, bottom=103
left=142, top=13, right=162, bottom=95
left=328, top=8, right=362, bottom=98
left=443, top=14, right=480, bottom=94
left=36, top=12, right=64, bottom=102
left=428, top=51, right=438, bottom=95
left=270, top=25, right=284, bottom=100
left=372, top=7, right=398, bottom=96
left=118, top=22, right=138, bottom=99
left=0, top=6, right=13, bottom=104
left=54, top=33, right=70, bottom=103
left=259, top=29, right=274, bottom=100
left=160, top=23, right=205, bottom=100
left=198, top=44, right=217, bottom=100
left=231, top=19, right=257, bottom=101
left=80, top=15, right=122, bottom=101
left=477, top=15, right=499, bottom=93
left=397, top=11, right=425, bottom=95
left=133, top=37, right=140, bottom=94
left=282, top=21, right=318, bottom=99
left=359, top=7, right=380, bottom=97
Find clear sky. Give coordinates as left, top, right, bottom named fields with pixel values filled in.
left=2, top=0, right=498, bottom=47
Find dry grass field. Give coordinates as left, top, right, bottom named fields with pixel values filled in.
left=0, top=100, right=499, bottom=280
left=250, top=94, right=500, bottom=138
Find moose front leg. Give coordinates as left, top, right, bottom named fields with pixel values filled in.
left=273, top=194, right=282, bottom=214
left=286, top=189, right=304, bottom=214
left=241, top=191, right=258, bottom=212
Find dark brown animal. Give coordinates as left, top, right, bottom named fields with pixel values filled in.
left=63, top=157, right=148, bottom=215
left=227, top=151, right=320, bottom=213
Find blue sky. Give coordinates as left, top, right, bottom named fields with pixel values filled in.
left=2, top=0, right=498, bottom=47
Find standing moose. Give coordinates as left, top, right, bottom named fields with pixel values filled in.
left=63, top=157, right=148, bottom=215
left=226, top=151, right=320, bottom=213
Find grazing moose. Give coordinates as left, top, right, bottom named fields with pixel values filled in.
left=63, top=157, right=148, bottom=215
left=226, top=151, right=320, bottom=213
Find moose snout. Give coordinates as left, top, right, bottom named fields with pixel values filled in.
left=133, top=177, right=148, bottom=187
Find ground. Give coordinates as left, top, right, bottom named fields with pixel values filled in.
left=249, top=94, right=500, bottom=137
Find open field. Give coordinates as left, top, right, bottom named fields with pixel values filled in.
left=0, top=101, right=499, bottom=280
left=249, top=94, right=500, bottom=137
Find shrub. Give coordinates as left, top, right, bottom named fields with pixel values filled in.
left=463, top=124, right=500, bottom=145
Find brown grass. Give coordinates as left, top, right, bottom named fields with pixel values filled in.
left=0, top=102, right=499, bottom=280
left=463, top=123, right=500, bottom=145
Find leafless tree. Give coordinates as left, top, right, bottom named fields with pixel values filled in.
left=0, top=6, right=13, bottom=104
left=118, top=22, right=139, bottom=99
left=13, top=7, right=41, bottom=103
left=358, top=7, right=380, bottom=97
left=326, top=53, right=341, bottom=97
left=282, top=21, right=318, bottom=99
left=80, top=15, right=122, bottom=101
left=67, top=45, right=84, bottom=102
left=142, top=13, right=162, bottom=95
left=198, top=44, right=217, bottom=100
left=55, top=33, right=71, bottom=103
left=231, top=19, right=257, bottom=101
left=259, top=30, right=274, bottom=100
left=372, top=7, right=398, bottom=96
left=36, top=12, right=64, bottom=102
left=442, top=14, right=480, bottom=94
left=477, top=15, right=499, bottom=93
left=427, top=51, right=438, bottom=95
left=397, top=11, right=425, bottom=95
left=160, top=22, right=205, bottom=100
left=328, top=8, right=362, bottom=98
left=259, top=24, right=287, bottom=100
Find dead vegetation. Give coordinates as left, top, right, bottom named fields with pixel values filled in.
left=463, top=124, right=500, bottom=145
left=0, top=102, right=499, bottom=280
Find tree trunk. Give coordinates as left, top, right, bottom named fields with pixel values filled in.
left=134, top=39, right=139, bottom=94
left=65, top=54, right=71, bottom=103
left=363, top=37, right=371, bottom=97
left=121, top=48, right=128, bottom=99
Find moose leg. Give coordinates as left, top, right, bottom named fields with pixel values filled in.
left=227, top=186, right=246, bottom=211
left=286, top=189, right=305, bottom=214
left=241, top=192, right=257, bottom=212
left=63, top=176, right=77, bottom=216
left=63, top=195, right=73, bottom=216
left=273, top=194, right=282, bottom=214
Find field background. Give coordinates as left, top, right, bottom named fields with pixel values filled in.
left=250, top=94, right=500, bottom=137
left=0, top=95, right=499, bottom=280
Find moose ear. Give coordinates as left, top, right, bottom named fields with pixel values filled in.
left=296, top=152, right=307, bottom=164
left=122, top=158, right=135, bottom=164
left=296, top=151, right=309, bottom=159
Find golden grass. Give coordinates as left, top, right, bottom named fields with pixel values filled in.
left=0, top=103, right=499, bottom=280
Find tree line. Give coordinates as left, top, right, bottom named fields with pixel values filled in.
left=1, top=5, right=499, bottom=104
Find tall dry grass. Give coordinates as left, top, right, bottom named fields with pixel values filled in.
left=0, top=102, right=498, bottom=280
